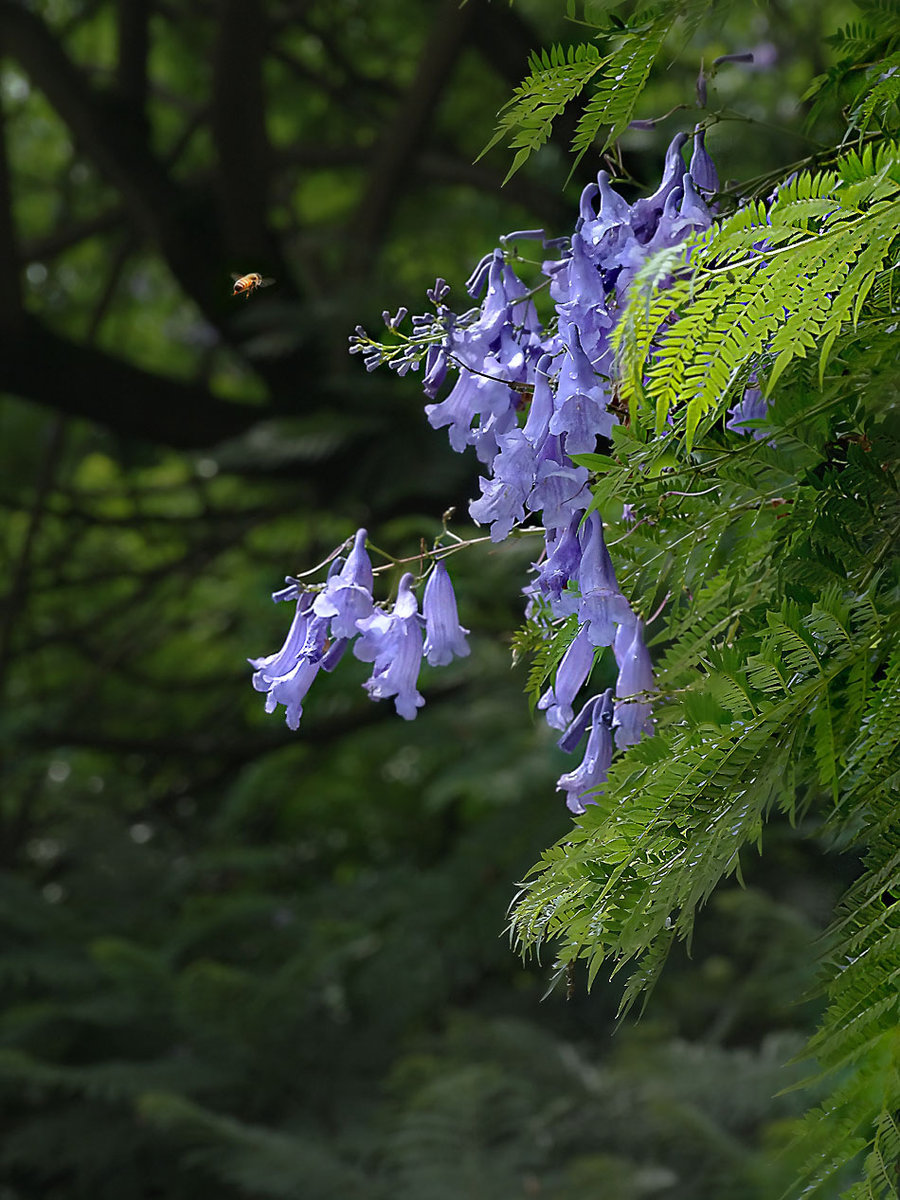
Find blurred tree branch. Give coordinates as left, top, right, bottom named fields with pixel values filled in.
left=0, top=0, right=224, bottom=312
left=0, top=92, right=22, bottom=330
left=4, top=316, right=258, bottom=446
left=212, top=0, right=272, bottom=264
left=115, top=0, right=152, bottom=121
left=0, top=0, right=567, bottom=450
left=349, top=0, right=475, bottom=273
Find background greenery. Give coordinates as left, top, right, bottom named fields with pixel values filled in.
left=0, top=1, right=883, bottom=1197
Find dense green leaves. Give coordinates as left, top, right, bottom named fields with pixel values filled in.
left=479, top=13, right=668, bottom=182
left=504, top=8, right=900, bottom=1195
left=2, top=1, right=899, bottom=1198
left=613, top=153, right=900, bottom=448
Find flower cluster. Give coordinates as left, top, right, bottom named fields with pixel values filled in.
left=264, top=129, right=727, bottom=814
left=250, top=531, right=469, bottom=727
left=349, top=130, right=719, bottom=810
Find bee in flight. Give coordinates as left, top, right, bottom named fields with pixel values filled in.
left=231, top=272, right=274, bottom=299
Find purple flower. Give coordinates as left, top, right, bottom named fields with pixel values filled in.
left=630, top=132, right=688, bottom=243
left=726, top=385, right=769, bottom=439
left=313, top=528, right=375, bottom=637
left=249, top=591, right=315, bottom=689
left=689, top=126, right=719, bottom=195
left=613, top=619, right=654, bottom=748
left=548, top=324, right=615, bottom=453
left=423, top=561, right=470, bottom=666
left=354, top=573, right=425, bottom=720
left=532, top=509, right=582, bottom=605
left=537, top=624, right=595, bottom=731
left=556, top=688, right=614, bottom=814
left=321, top=637, right=349, bottom=672
left=646, top=175, right=711, bottom=252
left=422, top=344, right=449, bottom=397
left=271, top=577, right=303, bottom=603
left=553, top=236, right=616, bottom=360
left=560, top=513, right=632, bottom=647
left=258, top=610, right=330, bottom=731
left=425, top=368, right=515, bottom=455
left=332, top=122, right=725, bottom=798
left=527, top=434, right=591, bottom=532
left=577, top=171, right=632, bottom=252
left=613, top=615, right=636, bottom=667
left=521, top=355, right=556, bottom=449
left=468, top=472, right=528, bottom=541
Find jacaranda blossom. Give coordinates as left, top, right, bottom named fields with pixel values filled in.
left=537, top=623, right=594, bottom=731
left=313, top=528, right=375, bottom=637
left=726, top=384, right=769, bottom=439
left=689, top=126, right=719, bottom=195
left=423, top=561, right=470, bottom=666
left=559, top=512, right=632, bottom=647
left=249, top=590, right=315, bottom=692
left=613, top=620, right=654, bottom=749
left=323, top=129, right=731, bottom=807
left=256, top=609, right=330, bottom=731
left=548, top=323, right=615, bottom=453
left=556, top=688, right=614, bottom=814
left=532, top=510, right=582, bottom=606
left=354, top=573, right=425, bottom=720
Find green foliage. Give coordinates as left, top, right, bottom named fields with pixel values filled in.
left=788, top=654, right=900, bottom=1199
left=507, top=6, right=900, bottom=1197
left=805, top=1, right=900, bottom=132
left=2, top=2, right=898, bottom=1200
left=516, top=252, right=900, bottom=1195
left=479, top=11, right=669, bottom=182
left=614, top=147, right=900, bottom=449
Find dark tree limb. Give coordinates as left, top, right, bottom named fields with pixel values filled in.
left=348, top=0, right=477, bottom=274
left=18, top=101, right=209, bottom=266
left=18, top=208, right=128, bottom=266
left=0, top=413, right=66, bottom=698
left=115, top=0, right=152, bottom=119
left=3, top=315, right=259, bottom=448
left=212, top=0, right=273, bottom=264
left=0, top=87, right=22, bottom=331
left=0, top=1, right=227, bottom=318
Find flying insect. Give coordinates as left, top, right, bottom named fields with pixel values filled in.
left=231, top=272, right=274, bottom=299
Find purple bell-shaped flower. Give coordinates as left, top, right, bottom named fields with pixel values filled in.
left=537, top=623, right=595, bottom=731
left=313, top=528, right=375, bottom=638
left=423, top=561, right=470, bottom=666
left=613, top=620, right=655, bottom=748
left=354, top=573, right=426, bottom=720
left=556, top=688, right=614, bottom=814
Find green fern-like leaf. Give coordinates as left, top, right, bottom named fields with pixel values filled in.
left=789, top=655, right=900, bottom=1199
left=479, top=12, right=675, bottom=182
left=477, top=43, right=606, bottom=182
left=568, top=20, right=667, bottom=175
left=613, top=157, right=900, bottom=449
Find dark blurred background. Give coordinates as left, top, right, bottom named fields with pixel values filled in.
left=0, top=1, right=858, bottom=1197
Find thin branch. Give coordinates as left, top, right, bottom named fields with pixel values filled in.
left=211, top=0, right=272, bottom=262
left=347, top=0, right=476, bottom=274
left=115, top=0, right=152, bottom=117
left=3, top=314, right=258, bottom=448
left=0, top=413, right=67, bottom=697
left=19, top=208, right=128, bottom=264
left=0, top=87, right=22, bottom=329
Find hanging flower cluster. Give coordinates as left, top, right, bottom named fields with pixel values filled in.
left=251, top=531, right=470, bottom=728
left=255, top=128, right=733, bottom=814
